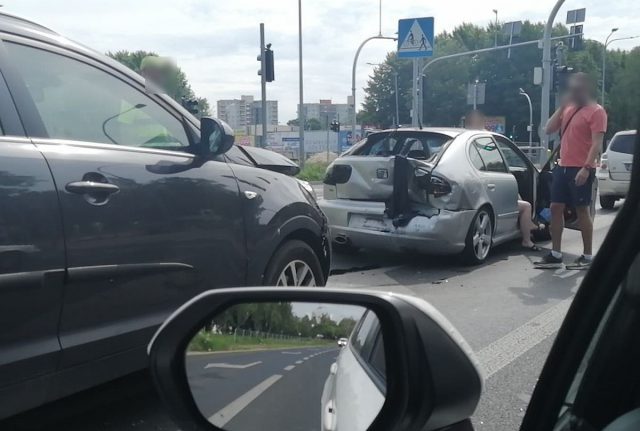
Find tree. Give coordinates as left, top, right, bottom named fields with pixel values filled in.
left=286, top=118, right=322, bottom=130
left=360, top=21, right=633, bottom=141
left=107, top=50, right=210, bottom=117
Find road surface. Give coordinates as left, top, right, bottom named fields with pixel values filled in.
left=0, top=195, right=623, bottom=431
left=185, top=346, right=338, bottom=430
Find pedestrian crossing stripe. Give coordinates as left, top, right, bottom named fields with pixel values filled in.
left=399, top=19, right=433, bottom=53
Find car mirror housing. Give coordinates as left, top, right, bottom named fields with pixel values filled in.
left=199, top=117, right=234, bottom=157
left=148, top=287, right=483, bottom=431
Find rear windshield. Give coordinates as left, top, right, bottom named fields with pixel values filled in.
left=347, top=131, right=453, bottom=159
left=609, top=133, right=636, bottom=155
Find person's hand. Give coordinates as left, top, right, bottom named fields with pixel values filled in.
left=575, top=167, right=590, bottom=186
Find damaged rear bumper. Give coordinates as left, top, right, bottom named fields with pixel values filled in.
left=319, top=199, right=475, bottom=254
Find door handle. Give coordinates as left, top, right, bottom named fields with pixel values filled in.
left=66, top=181, right=120, bottom=195
left=487, top=183, right=496, bottom=191
left=243, top=191, right=259, bottom=200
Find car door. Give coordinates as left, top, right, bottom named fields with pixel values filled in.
left=521, top=131, right=640, bottom=431
left=2, top=38, right=246, bottom=368
left=469, top=136, right=519, bottom=238
left=0, top=53, right=66, bottom=411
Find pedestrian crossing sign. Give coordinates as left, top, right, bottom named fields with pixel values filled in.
left=398, top=17, right=434, bottom=58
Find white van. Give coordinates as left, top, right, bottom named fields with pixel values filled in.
left=598, top=130, right=637, bottom=209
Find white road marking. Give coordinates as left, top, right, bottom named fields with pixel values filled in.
left=303, top=357, right=310, bottom=360
left=295, top=360, right=303, bottom=364
left=204, top=361, right=262, bottom=370
left=476, top=298, right=572, bottom=379
left=284, top=365, right=295, bottom=371
left=209, top=374, right=282, bottom=427
left=281, top=351, right=301, bottom=355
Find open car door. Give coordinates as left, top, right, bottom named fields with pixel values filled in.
left=521, top=129, right=640, bottom=431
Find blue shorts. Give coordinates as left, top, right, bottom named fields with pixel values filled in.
left=551, top=166, right=595, bottom=207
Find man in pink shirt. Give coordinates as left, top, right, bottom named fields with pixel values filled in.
left=535, top=73, right=607, bottom=269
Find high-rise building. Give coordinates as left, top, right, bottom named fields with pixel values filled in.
left=298, top=99, right=353, bottom=127
left=217, top=95, right=278, bottom=130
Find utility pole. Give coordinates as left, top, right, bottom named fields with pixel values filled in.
left=473, top=79, right=479, bottom=110
left=394, top=70, right=400, bottom=126
left=493, top=9, right=499, bottom=47
left=519, top=88, right=533, bottom=147
left=297, top=0, right=305, bottom=167
left=259, top=24, right=267, bottom=148
left=540, top=0, right=565, bottom=150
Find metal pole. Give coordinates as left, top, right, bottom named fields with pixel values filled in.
left=473, top=80, right=478, bottom=110
left=520, top=90, right=533, bottom=146
left=394, top=72, right=399, bottom=126
left=298, top=0, right=305, bottom=167
left=378, top=0, right=382, bottom=36
left=326, top=116, right=330, bottom=162
left=259, top=23, right=267, bottom=148
left=351, top=35, right=396, bottom=135
left=493, top=9, right=498, bottom=47
left=411, top=59, right=419, bottom=126
left=540, top=0, right=565, bottom=150
left=601, top=35, right=640, bottom=107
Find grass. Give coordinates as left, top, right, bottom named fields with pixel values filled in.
left=297, top=161, right=329, bottom=182
left=188, top=332, right=331, bottom=353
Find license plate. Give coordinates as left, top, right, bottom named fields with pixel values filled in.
left=625, top=163, right=633, bottom=172
left=362, top=216, right=386, bottom=230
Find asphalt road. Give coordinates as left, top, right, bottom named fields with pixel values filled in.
left=0, top=192, right=623, bottom=431
left=185, top=346, right=338, bottom=430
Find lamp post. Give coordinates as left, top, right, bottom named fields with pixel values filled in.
left=519, top=88, right=533, bottom=147
left=602, top=30, right=639, bottom=106
left=492, top=9, right=498, bottom=47
left=297, top=0, right=305, bottom=167
left=367, top=62, right=400, bottom=126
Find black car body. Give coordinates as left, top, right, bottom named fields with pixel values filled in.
left=0, top=13, right=329, bottom=418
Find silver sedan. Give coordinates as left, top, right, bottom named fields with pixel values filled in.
left=319, top=128, right=593, bottom=264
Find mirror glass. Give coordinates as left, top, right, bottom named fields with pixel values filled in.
left=185, top=302, right=386, bottom=431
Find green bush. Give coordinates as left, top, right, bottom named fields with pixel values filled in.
left=297, top=162, right=329, bottom=182
left=188, top=331, right=330, bottom=353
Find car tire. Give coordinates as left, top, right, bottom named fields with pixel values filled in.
left=461, top=207, right=493, bottom=265
left=263, top=239, right=326, bottom=287
left=600, top=195, right=616, bottom=210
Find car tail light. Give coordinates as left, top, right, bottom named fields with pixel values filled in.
left=600, top=154, right=608, bottom=171
left=430, top=176, right=452, bottom=197
left=323, top=164, right=352, bottom=185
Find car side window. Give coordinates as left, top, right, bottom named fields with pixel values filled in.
left=5, top=42, right=190, bottom=150
left=473, top=137, right=508, bottom=173
left=351, top=310, right=380, bottom=360
left=494, top=136, right=529, bottom=169
left=469, top=144, right=486, bottom=170
left=369, top=332, right=386, bottom=379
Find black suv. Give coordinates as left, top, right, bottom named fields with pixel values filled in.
left=0, top=13, right=330, bottom=418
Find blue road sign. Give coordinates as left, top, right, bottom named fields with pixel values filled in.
left=397, top=17, right=434, bottom=58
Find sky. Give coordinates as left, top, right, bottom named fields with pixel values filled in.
left=4, top=0, right=639, bottom=122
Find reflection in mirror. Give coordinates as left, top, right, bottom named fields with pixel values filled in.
left=185, top=302, right=386, bottom=431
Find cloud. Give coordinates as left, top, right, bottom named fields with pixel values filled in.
left=4, top=0, right=639, bottom=121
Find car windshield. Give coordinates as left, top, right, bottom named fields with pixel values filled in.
left=348, top=131, right=453, bottom=159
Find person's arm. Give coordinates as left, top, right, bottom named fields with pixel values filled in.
left=545, top=105, right=564, bottom=134
left=575, top=109, right=607, bottom=186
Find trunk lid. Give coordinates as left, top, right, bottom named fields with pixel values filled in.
left=607, top=133, right=635, bottom=181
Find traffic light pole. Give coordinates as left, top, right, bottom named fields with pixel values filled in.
left=259, top=23, right=268, bottom=148
left=540, top=0, right=565, bottom=150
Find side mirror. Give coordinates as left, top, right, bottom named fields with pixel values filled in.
left=148, top=287, right=483, bottom=431
left=200, top=117, right=234, bottom=157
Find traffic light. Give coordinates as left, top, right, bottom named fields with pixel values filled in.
left=330, top=120, right=340, bottom=132
left=265, top=44, right=274, bottom=82
left=553, top=66, right=574, bottom=94
left=257, top=44, right=275, bottom=83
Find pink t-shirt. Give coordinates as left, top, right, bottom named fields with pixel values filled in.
left=559, top=103, right=607, bottom=168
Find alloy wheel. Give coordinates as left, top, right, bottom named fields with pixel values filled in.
left=276, top=260, right=317, bottom=287
left=472, top=211, right=492, bottom=261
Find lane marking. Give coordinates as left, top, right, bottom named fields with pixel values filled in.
left=284, top=365, right=295, bottom=371
left=295, top=360, right=303, bottom=364
left=281, top=351, right=301, bottom=355
left=476, top=298, right=572, bottom=379
left=204, top=361, right=262, bottom=370
left=303, top=357, right=310, bottom=360
left=209, top=374, right=282, bottom=427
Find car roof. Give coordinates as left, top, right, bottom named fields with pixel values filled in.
left=0, top=12, right=57, bottom=36
left=374, top=127, right=465, bottom=138
left=613, top=130, right=637, bottom=136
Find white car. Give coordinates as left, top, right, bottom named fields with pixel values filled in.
left=598, top=130, right=636, bottom=209
left=321, top=311, right=385, bottom=431
left=337, top=337, right=348, bottom=347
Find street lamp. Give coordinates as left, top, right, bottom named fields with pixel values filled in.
left=297, top=0, right=305, bottom=168
left=518, top=88, right=533, bottom=147
left=602, top=29, right=639, bottom=106
left=366, top=62, right=400, bottom=126
left=492, top=9, right=498, bottom=47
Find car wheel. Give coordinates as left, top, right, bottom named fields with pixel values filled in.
left=462, top=207, right=493, bottom=265
left=263, top=239, right=326, bottom=287
left=600, top=195, right=616, bottom=210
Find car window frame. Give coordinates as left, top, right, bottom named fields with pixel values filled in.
left=348, top=310, right=386, bottom=394
left=0, top=34, right=196, bottom=153
left=0, top=40, right=27, bottom=137
left=493, top=134, right=532, bottom=171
